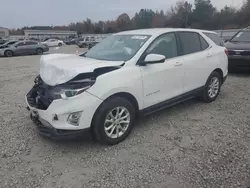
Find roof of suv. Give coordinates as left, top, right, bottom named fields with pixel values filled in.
left=116, top=28, right=216, bottom=36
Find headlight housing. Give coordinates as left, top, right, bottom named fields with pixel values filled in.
left=50, top=78, right=95, bottom=100
left=61, top=87, right=90, bottom=99
left=33, top=75, right=95, bottom=100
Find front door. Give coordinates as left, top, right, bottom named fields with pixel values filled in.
left=15, top=42, right=29, bottom=55
left=140, top=32, right=184, bottom=108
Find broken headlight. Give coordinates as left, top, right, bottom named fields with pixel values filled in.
left=54, top=79, right=95, bottom=100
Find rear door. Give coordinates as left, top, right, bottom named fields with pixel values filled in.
left=176, top=31, right=213, bottom=93
left=25, top=41, right=38, bottom=54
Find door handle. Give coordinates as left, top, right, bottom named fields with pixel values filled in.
left=174, top=62, right=183, bottom=67
left=207, top=54, right=213, bottom=58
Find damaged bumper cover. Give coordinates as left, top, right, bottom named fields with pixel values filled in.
left=25, top=77, right=103, bottom=135
left=29, top=111, right=90, bottom=139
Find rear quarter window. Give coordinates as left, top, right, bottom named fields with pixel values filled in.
left=204, top=32, right=224, bottom=47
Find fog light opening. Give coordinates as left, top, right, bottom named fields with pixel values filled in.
left=67, top=111, right=82, bottom=126
left=53, top=114, right=58, bottom=121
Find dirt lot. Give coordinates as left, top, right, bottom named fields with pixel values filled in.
left=0, top=45, right=250, bottom=188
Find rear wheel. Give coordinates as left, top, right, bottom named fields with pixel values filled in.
left=36, top=48, right=43, bottom=55
left=5, top=50, right=13, bottom=57
left=92, top=97, right=135, bottom=145
left=200, top=71, right=221, bottom=103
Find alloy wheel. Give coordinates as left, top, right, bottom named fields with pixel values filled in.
left=208, top=77, right=220, bottom=98
left=104, top=106, right=130, bottom=139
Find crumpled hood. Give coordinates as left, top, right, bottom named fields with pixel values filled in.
left=40, top=54, right=124, bottom=86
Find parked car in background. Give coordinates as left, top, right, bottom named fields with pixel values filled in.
left=26, top=28, right=228, bottom=145
left=88, top=41, right=99, bottom=49
left=0, top=39, right=7, bottom=45
left=0, top=40, right=49, bottom=57
left=64, top=38, right=77, bottom=45
left=225, top=28, right=250, bottom=71
left=0, top=40, right=18, bottom=49
left=41, top=37, right=61, bottom=42
left=29, top=38, right=40, bottom=42
left=41, top=39, right=64, bottom=47
left=77, top=37, right=98, bottom=48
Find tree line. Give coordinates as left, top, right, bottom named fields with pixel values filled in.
left=10, top=0, right=250, bottom=36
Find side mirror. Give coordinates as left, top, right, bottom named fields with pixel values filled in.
left=140, top=54, right=166, bottom=65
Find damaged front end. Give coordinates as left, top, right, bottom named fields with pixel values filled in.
left=26, top=65, right=122, bottom=110
left=26, top=75, right=95, bottom=110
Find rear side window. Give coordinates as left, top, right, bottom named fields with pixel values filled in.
left=177, top=32, right=201, bottom=55
left=26, top=41, right=37, bottom=45
left=199, top=35, right=209, bottom=50
left=204, top=32, right=224, bottom=46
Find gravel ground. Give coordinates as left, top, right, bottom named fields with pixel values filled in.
left=0, top=46, right=250, bottom=188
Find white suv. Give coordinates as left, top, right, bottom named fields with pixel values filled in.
left=26, top=28, right=228, bottom=145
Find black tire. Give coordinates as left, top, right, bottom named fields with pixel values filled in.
left=58, top=43, right=62, bottom=47
left=36, top=48, right=43, bottom=55
left=92, top=96, right=135, bottom=145
left=5, top=50, right=13, bottom=57
left=200, top=71, right=222, bottom=103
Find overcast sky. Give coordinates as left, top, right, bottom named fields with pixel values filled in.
left=0, top=0, right=245, bottom=28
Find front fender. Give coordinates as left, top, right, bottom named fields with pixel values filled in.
left=87, top=66, right=144, bottom=110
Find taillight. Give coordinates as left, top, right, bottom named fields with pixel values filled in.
left=225, top=48, right=229, bottom=56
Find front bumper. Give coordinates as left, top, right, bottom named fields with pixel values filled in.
left=29, top=111, right=90, bottom=139
left=26, top=89, right=103, bottom=132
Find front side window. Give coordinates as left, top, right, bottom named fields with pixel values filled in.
left=178, top=32, right=201, bottom=55
left=230, top=30, right=250, bottom=42
left=145, top=33, right=178, bottom=59
left=83, top=35, right=151, bottom=61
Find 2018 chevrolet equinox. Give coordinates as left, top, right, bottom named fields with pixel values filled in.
left=26, top=28, right=228, bottom=145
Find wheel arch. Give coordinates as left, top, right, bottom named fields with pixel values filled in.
left=4, top=49, right=14, bottom=56
left=90, top=92, right=140, bottom=128
left=213, top=68, right=223, bottom=81
left=106, top=92, right=139, bottom=113
left=36, top=48, right=43, bottom=52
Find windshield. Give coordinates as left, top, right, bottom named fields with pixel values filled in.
left=83, top=34, right=151, bottom=61
left=231, top=30, right=250, bottom=42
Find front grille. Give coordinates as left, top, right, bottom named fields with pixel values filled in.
left=27, top=77, right=54, bottom=110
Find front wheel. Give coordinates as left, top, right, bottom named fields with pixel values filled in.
left=200, top=71, right=221, bottom=103
left=5, top=50, right=13, bottom=57
left=58, top=43, right=62, bottom=47
left=91, top=97, right=135, bottom=145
